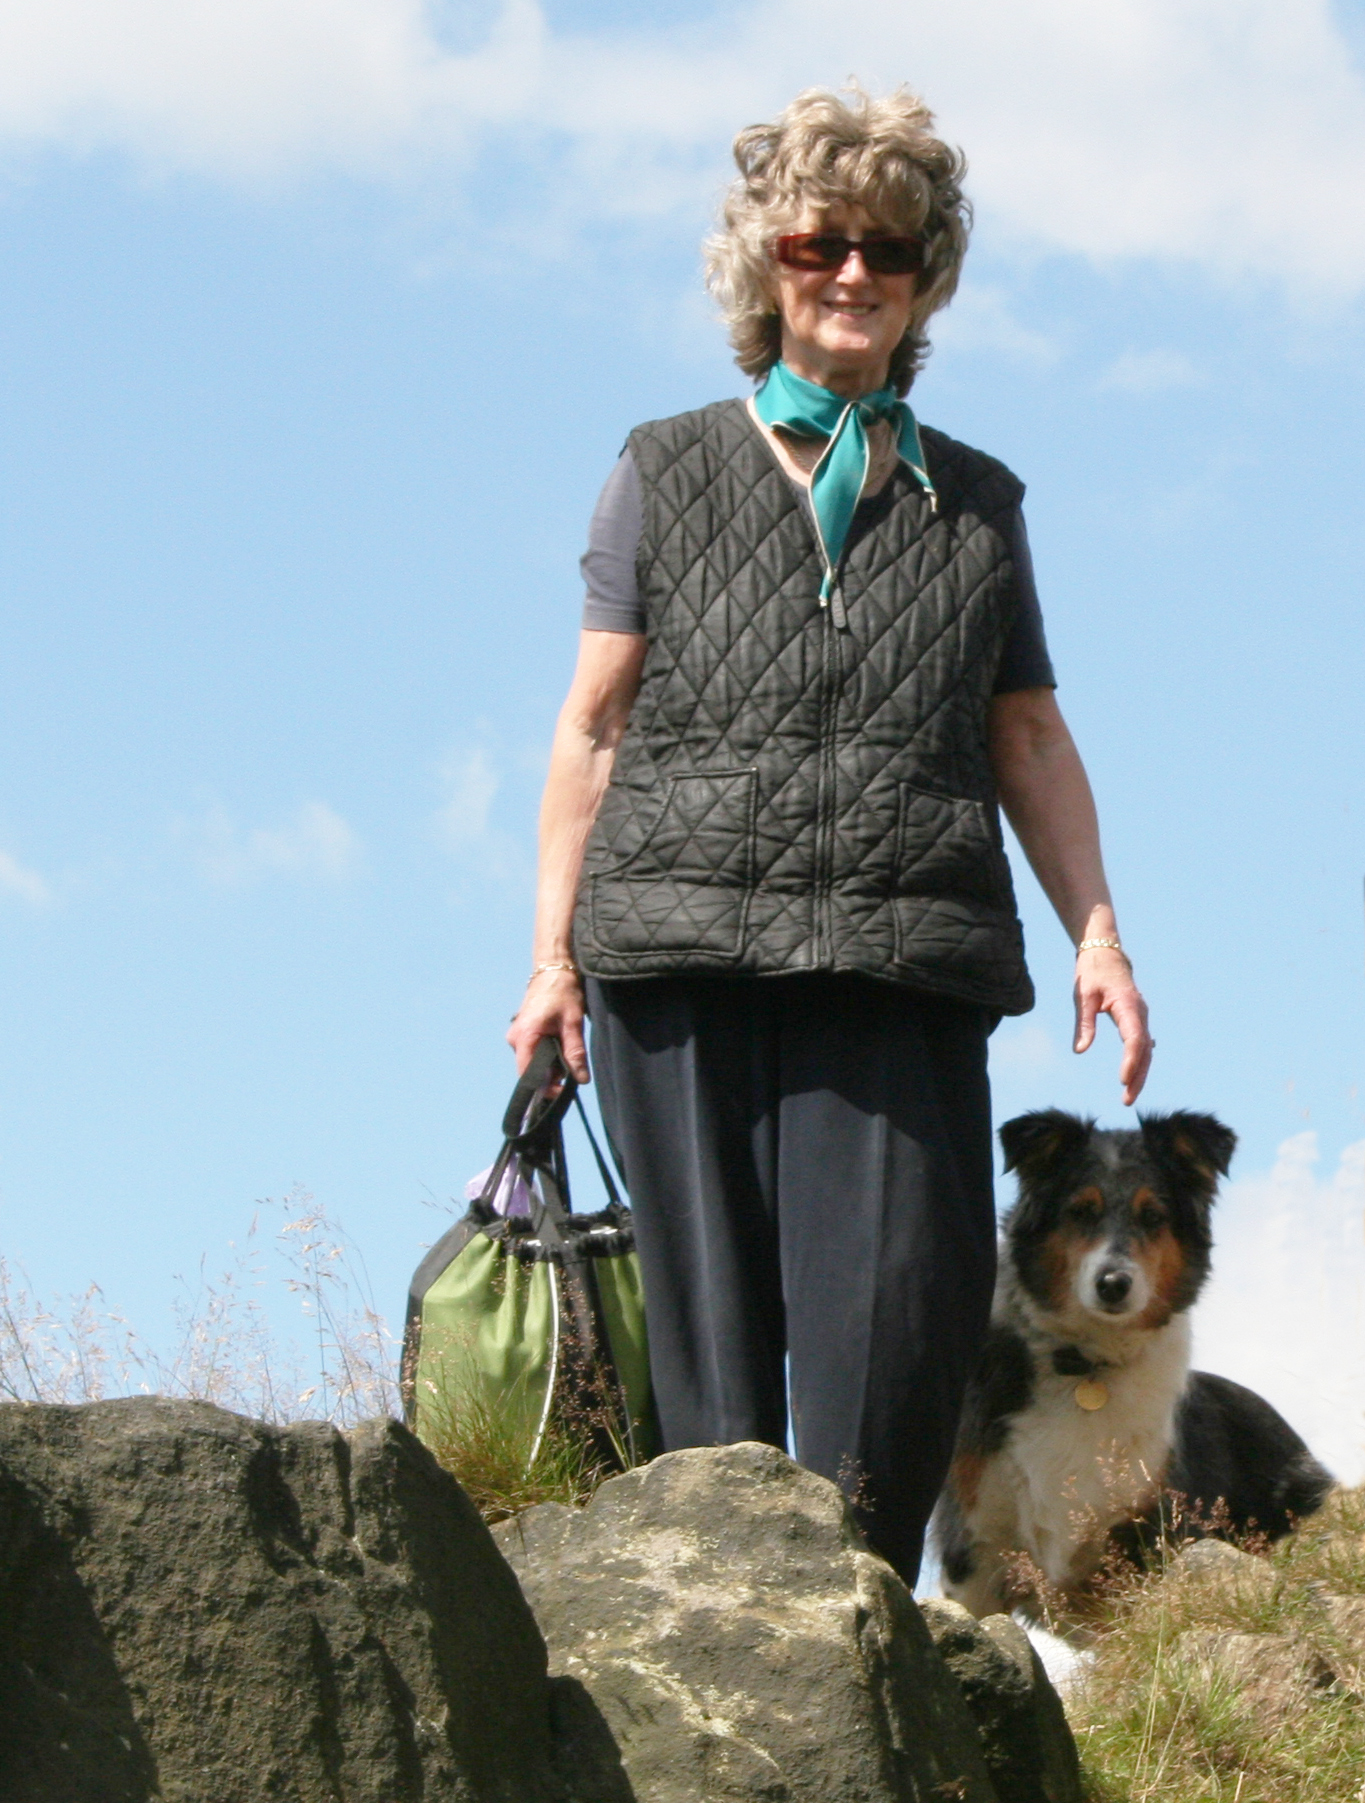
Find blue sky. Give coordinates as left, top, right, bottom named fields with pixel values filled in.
left=1, top=0, right=1363, bottom=1475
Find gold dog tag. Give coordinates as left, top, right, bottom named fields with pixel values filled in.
left=1074, top=1379, right=1109, bottom=1411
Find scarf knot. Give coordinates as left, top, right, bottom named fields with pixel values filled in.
left=754, top=361, right=937, bottom=601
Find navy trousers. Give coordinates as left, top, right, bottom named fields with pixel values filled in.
left=586, top=972, right=998, bottom=1586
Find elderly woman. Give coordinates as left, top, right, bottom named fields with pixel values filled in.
left=508, top=86, right=1152, bottom=1584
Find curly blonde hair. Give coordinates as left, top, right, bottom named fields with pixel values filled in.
left=704, top=85, right=970, bottom=395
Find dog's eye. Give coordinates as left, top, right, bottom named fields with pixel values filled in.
left=1138, top=1204, right=1168, bottom=1232
left=1065, top=1193, right=1103, bottom=1225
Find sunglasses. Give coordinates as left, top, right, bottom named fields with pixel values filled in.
left=772, top=232, right=928, bottom=276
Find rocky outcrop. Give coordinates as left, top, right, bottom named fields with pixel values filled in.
left=0, top=1404, right=1089, bottom=1803
left=919, top=1600, right=1084, bottom=1803
left=0, top=1397, right=566, bottom=1803
left=494, top=1440, right=1000, bottom=1803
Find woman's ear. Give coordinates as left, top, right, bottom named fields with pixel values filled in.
left=998, top=1109, right=1094, bottom=1179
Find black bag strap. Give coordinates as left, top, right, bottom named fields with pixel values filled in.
left=478, top=1038, right=627, bottom=1242
left=572, top=1093, right=624, bottom=1211
left=502, top=1035, right=575, bottom=1145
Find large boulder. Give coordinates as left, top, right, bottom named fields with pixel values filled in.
left=494, top=1440, right=1000, bottom=1803
left=919, top=1600, right=1084, bottom=1803
left=0, top=1397, right=564, bottom=1803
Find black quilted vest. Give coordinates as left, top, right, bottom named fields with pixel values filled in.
left=574, top=398, right=1035, bottom=1014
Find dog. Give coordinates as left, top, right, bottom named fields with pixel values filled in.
left=933, top=1108, right=1333, bottom=1625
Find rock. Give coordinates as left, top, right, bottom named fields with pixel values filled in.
left=1311, top=1593, right=1365, bottom=1691
left=919, top=1600, right=1084, bottom=1803
left=1321, top=1592, right=1365, bottom=1649
left=1174, top=1629, right=1335, bottom=1721
left=1172, top=1537, right=1276, bottom=1593
left=0, top=1397, right=563, bottom=1803
left=494, top=1440, right=999, bottom=1803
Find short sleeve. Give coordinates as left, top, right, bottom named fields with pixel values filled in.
left=581, top=451, right=647, bottom=634
left=993, top=510, right=1056, bottom=693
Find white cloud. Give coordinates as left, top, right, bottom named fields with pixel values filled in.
left=0, top=0, right=535, bottom=180
left=989, top=1023, right=1062, bottom=1077
left=0, top=848, right=50, bottom=905
left=1193, top=1132, right=1365, bottom=1487
left=1098, top=348, right=1203, bottom=394
left=433, top=747, right=499, bottom=851
left=1, top=1, right=1363, bottom=295
left=932, top=285, right=1059, bottom=365
left=196, top=801, right=362, bottom=884
left=432, top=746, right=529, bottom=885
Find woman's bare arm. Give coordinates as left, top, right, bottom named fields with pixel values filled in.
left=988, top=686, right=1153, bottom=1104
left=507, top=629, right=647, bottom=1080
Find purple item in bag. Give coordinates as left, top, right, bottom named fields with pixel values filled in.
left=466, top=1161, right=535, bottom=1217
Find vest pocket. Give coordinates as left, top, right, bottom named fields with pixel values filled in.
left=588, top=768, right=758, bottom=960
left=894, top=785, right=1010, bottom=905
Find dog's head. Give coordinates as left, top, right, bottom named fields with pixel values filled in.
left=998, top=1109, right=1237, bottom=1332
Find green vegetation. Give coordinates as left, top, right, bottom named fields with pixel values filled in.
left=1068, top=1487, right=1365, bottom=1803
left=1, top=1199, right=639, bottom=1524
left=417, top=1375, right=620, bottom=1520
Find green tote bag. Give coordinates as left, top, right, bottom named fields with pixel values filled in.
left=401, top=1038, right=655, bottom=1474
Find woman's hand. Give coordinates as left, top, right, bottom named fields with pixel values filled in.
left=507, top=968, right=589, bottom=1082
left=1074, top=945, right=1153, bottom=1107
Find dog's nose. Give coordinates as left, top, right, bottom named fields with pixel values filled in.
left=1095, top=1268, right=1133, bottom=1308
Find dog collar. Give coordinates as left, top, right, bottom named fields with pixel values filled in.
left=1052, top=1345, right=1104, bottom=1376
left=1052, top=1344, right=1110, bottom=1411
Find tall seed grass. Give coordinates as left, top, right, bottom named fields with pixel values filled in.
left=0, top=1189, right=398, bottom=1427
left=0, top=1195, right=636, bottom=1525
left=1068, top=1485, right=1365, bottom=1803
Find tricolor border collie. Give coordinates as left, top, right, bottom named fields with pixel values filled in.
left=934, top=1109, right=1332, bottom=1624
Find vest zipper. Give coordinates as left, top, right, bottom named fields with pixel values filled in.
left=813, top=591, right=840, bottom=963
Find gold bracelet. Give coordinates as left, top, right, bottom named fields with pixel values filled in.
left=1078, top=937, right=1130, bottom=965
left=529, top=960, right=579, bottom=981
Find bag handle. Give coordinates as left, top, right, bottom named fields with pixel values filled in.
left=502, top=1035, right=576, bottom=1145
left=572, top=1093, right=624, bottom=1211
left=485, top=1036, right=627, bottom=1232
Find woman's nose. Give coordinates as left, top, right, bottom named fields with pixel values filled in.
left=835, top=245, right=872, bottom=280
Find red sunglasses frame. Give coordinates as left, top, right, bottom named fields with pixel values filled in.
left=771, top=232, right=928, bottom=276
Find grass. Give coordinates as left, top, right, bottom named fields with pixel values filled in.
left=1067, top=1486, right=1365, bottom=1803
left=0, top=1196, right=637, bottom=1526
left=0, top=1190, right=399, bottom=1427
left=417, top=1375, right=626, bottom=1521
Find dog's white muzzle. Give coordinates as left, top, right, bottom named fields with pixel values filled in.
left=1077, top=1244, right=1150, bottom=1318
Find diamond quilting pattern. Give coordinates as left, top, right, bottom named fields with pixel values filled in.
left=575, top=398, right=1035, bottom=1013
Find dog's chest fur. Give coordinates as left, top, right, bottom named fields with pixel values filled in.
left=970, top=1313, right=1191, bottom=1593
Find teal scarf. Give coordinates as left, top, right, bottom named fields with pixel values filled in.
left=753, top=361, right=937, bottom=600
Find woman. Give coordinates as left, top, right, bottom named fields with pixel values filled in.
left=508, top=86, right=1152, bottom=1585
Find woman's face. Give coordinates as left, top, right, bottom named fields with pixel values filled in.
left=770, top=200, right=917, bottom=398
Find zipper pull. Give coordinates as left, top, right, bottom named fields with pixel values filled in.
left=830, top=588, right=849, bottom=630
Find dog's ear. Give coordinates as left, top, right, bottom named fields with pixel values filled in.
left=1139, top=1111, right=1237, bottom=1196
left=999, top=1109, right=1094, bottom=1178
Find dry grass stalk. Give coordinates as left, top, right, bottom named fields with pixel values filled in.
left=0, top=1190, right=399, bottom=1428
left=1069, top=1484, right=1365, bottom=1803
left=1, top=1197, right=639, bottom=1527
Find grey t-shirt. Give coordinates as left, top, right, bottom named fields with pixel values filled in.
left=580, top=449, right=1056, bottom=693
